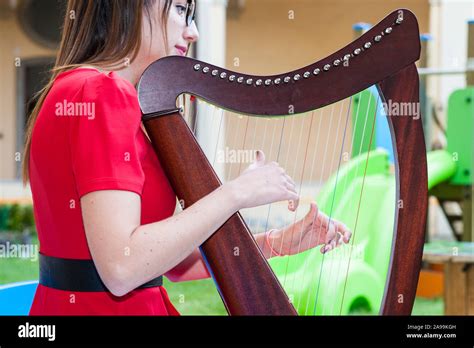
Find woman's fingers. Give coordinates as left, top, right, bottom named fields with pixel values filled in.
left=284, top=178, right=296, bottom=192
left=282, top=175, right=299, bottom=211
left=310, top=201, right=319, bottom=215
left=246, top=150, right=266, bottom=172
left=320, top=214, right=352, bottom=253
left=324, top=219, right=336, bottom=244
left=303, top=202, right=318, bottom=227
left=284, top=173, right=296, bottom=187
left=336, top=232, right=344, bottom=246
left=322, top=238, right=337, bottom=254
left=339, top=222, right=352, bottom=243
left=322, top=232, right=339, bottom=253
left=288, top=200, right=296, bottom=211
left=288, top=197, right=299, bottom=211
left=287, top=192, right=300, bottom=211
left=255, top=150, right=265, bottom=163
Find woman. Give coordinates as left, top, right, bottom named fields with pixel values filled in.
left=24, top=0, right=351, bottom=315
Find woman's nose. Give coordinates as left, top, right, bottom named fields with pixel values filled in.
left=184, top=21, right=199, bottom=43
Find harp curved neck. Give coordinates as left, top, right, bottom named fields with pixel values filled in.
left=138, top=9, right=420, bottom=118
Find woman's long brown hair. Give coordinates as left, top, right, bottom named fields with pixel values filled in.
left=22, top=0, right=173, bottom=184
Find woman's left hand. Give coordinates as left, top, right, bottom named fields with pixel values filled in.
left=271, top=201, right=352, bottom=256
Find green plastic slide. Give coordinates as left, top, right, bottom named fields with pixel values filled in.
left=269, top=148, right=457, bottom=315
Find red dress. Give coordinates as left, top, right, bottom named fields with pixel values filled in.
left=29, top=67, right=180, bottom=315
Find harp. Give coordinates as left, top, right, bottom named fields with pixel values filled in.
left=137, top=9, right=427, bottom=315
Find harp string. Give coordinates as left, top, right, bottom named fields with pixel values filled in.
left=260, top=116, right=288, bottom=244
left=327, top=93, right=364, bottom=315
left=219, top=109, right=283, bottom=254
left=297, top=107, right=325, bottom=313
left=328, top=92, right=374, bottom=315
left=282, top=111, right=316, bottom=293
left=225, top=110, right=244, bottom=182
left=299, top=92, right=364, bottom=315
left=290, top=108, right=322, bottom=311
left=298, top=103, right=336, bottom=314
left=236, top=116, right=251, bottom=175
left=330, top=92, right=372, bottom=315
left=190, top=88, right=383, bottom=316
left=319, top=97, right=353, bottom=315
left=322, top=93, right=376, bottom=314
left=272, top=115, right=297, bottom=259
left=244, top=114, right=289, bottom=261
left=211, top=108, right=225, bottom=167
left=302, top=96, right=350, bottom=314
left=311, top=99, right=350, bottom=315
left=280, top=112, right=316, bottom=273
left=193, top=100, right=203, bottom=153
left=338, top=94, right=380, bottom=314
left=313, top=91, right=376, bottom=314
left=271, top=113, right=309, bottom=287
left=249, top=118, right=273, bottom=240
left=248, top=117, right=280, bottom=246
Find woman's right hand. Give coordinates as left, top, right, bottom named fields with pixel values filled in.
left=227, top=150, right=300, bottom=211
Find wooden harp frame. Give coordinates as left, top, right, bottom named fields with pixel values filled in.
left=137, top=9, right=428, bottom=316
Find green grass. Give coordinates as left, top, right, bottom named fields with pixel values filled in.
left=163, top=278, right=226, bottom=315
left=348, top=297, right=444, bottom=316
left=0, top=256, right=39, bottom=284
left=0, top=234, right=444, bottom=315
left=412, top=297, right=444, bottom=315
left=0, top=235, right=39, bottom=284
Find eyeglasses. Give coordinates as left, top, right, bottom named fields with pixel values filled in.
left=185, top=0, right=196, bottom=27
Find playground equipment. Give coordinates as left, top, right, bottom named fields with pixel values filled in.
left=269, top=139, right=460, bottom=315
left=416, top=19, right=473, bottom=242
left=0, top=281, right=38, bottom=315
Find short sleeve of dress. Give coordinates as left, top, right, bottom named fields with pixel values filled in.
left=68, top=73, right=145, bottom=198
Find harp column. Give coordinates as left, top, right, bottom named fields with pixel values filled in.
left=195, top=0, right=229, bottom=180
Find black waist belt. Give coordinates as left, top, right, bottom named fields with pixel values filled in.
left=39, top=253, right=163, bottom=292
